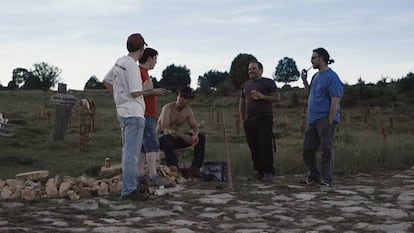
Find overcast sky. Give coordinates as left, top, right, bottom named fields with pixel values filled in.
left=1, top=0, right=413, bottom=90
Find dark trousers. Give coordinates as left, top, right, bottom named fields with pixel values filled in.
left=302, top=118, right=337, bottom=182
left=159, top=133, right=206, bottom=168
left=243, top=115, right=275, bottom=175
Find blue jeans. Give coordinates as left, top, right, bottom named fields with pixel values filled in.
left=118, top=116, right=145, bottom=196
left=142, top=116, right=160, bottom=153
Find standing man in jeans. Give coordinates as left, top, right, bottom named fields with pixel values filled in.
left=136, top=47, right=170, bottom=186
left=239, top=61, right=280, bottom=181
left=103, top=33, right=151, bottom=200
left=300, top=47, right=343, bottom=187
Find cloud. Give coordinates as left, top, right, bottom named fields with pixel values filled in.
left=32, top=0, right=143, bottom=15
left=1, top=0, right=413, bottom=89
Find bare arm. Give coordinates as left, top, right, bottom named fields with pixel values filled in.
left=157, top=104, right=172, bottom=133
left=174, top=108, right=198, bottom=145
left=131, top=79, right=153, bottom=98
left=176, top=108, right=200, bottom=145
left=144, top=88, right=170, bottom=97
left=170, top=108, right=199, bottom=145
left=157, top=104, right=196, bottom=145
left=328, top=97, right=340, bottom=124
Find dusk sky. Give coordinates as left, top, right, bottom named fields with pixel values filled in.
left=1, top=0, right=413, bottom=90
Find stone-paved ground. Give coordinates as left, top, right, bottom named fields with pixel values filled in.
left=0, top=168, right=413, bottom=233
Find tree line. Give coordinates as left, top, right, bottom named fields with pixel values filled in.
left=0, top=54, right=301, bottom=92
left=2, top=55, right=414, bottom=101
left=84, top=54, right=300, bottom=94
left=2, top=62, right=61, bottom=91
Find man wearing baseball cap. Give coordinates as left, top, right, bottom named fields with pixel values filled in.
left=103, top=33, right=151, bottom=200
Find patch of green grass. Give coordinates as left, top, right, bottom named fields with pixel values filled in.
left=0, top=89, right=413, bottom=179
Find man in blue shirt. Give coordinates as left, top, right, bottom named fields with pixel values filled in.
left=301, top=48, right=343, bottom=187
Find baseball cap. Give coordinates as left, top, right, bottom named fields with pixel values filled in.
left=126, top=33, right=147, bottom=52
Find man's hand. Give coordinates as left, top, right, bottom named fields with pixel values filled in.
left=301, top=69, right=308, bottom=82
left=250, top=90, right=264, bottom=100
left=191, top=134, right=199, bottom=146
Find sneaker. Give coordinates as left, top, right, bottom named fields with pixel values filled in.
left=263, top=173, right=274, bottom=182
left=300, top=177, right=317, bottom=185
left=121, top=190, right=149, bottom=201
left=318, top=180, right=331, bottom=187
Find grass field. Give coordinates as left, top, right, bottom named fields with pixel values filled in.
left=1, top=89, right=413, bottom=179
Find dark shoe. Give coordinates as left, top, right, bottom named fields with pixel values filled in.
left=137, top=175, right=150, bottom=186
left=262, top=173, right=274, bottom=182
left=300, top=177, right=318, bottom=185
left=318, top=180, right=331, bottom=187
left=121, top=190, right=149, bottom=201
left=137, top=176, right=150, bottom=193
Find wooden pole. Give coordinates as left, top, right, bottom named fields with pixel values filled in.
left=221, top=110, right=233, bottom=192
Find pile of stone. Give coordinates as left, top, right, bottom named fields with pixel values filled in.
left=0, top=164, right=188, bottom=201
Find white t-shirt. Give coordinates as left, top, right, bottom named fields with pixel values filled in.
left=103, top=55, right=145, bottom=118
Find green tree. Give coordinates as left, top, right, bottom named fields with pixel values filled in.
left=84, top=75, right=99, bottom=89
left=21, top=74, right=42, bottom=90
left=273, top=57, right=300, bottom=86
left=357, top=77, right=367, bottom=98
left=159, top=64, right=191, bottom=92
left=7, top=80, right=18, bottom=89
left=216, top=78, right=235, bottom=96
left=197, top=70, right=229, bottom=94
left=12, top=68, right=31, bottom=88
left=229, top=53, right=257, bottom=90
left=198, top=77, right=212, bottom=94
left=397, top=72, right=414, bottom=93
left=30, top=62, right=61, bottom=91
left=84, top=75, right=105, bottom=90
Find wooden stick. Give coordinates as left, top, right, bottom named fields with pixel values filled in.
left=222, top=111, right=233, bottom=192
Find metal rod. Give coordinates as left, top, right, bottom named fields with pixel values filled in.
left=221, top=110, right=233, bottom=192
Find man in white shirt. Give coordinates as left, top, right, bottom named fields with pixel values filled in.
left=103, top=33, right=151, bottom=200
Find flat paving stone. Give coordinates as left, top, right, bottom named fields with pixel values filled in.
left=0, top=169, right=413, bottom=232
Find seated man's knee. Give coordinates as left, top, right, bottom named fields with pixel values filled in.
left=159, top=134, right=175, bottom=148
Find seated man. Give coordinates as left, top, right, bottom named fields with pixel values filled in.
left=157, top=87, right=205, bottom=177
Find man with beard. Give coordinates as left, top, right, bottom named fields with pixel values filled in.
left=300, top=47, right=343, bottom=187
